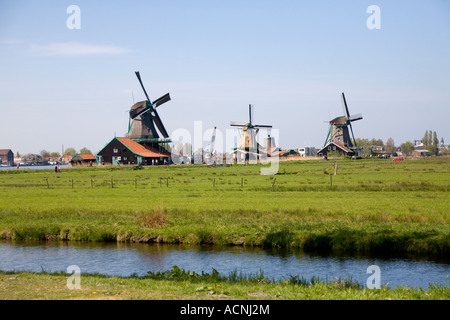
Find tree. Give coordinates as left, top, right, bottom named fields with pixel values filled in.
left=79, top=147, right=92, bottom=154
left=400, top=141, right=414, bottom=156
left=423, top=131, right=431, bottom=146
left=422, top=130, right=439, bottom=156
left=63, top=148, right=76, bottom=156
left=50, top=152, right=61, bottom=157
left=16, top=151, right=20, bottom=157
left=370, top=138, right=384, bottom=147
left=433, top=131, right=438, bottom=147
left=40, top=150, right=50, bottom=158
left=385, top=138, right=395, bottom=154
left=355, top=138, right=372, bottom=156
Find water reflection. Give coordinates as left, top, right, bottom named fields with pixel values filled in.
left=0, top=240, right=449, bottom=289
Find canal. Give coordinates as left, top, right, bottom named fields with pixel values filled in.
left=1, top=240, right=449, bottom=288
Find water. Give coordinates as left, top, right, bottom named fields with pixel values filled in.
left=0, top=165, right=70, bottom=171
left=0, top=241, right=449, bottom=288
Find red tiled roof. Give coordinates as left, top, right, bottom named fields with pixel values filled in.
left=78, top=153, right=96, bottom=160
left=0, top=149, right=12, bottom=155
left=117, top=137, right=170, bottom=158
left=332, top=142, right=353, bottom=153
left=271, top=150, right=290, bottom=157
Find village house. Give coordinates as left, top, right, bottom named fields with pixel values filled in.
left=0, top=149, right=14, bottom=166
left=96, top=137, right=170, bottom=165
left=70, top=153, right=97, bottom=166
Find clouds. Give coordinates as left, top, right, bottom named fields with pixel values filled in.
left=29, top=42, right=130, bottom=56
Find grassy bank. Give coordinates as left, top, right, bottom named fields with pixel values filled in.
left=1, top=268, right=449, bottom=300
left=0, top=157, right=449, bottom=256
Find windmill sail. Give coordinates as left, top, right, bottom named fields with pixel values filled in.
left=128, top=71, right=171, bottom=140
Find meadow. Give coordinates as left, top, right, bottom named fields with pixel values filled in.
left=0, top=156, right=449, bottom=257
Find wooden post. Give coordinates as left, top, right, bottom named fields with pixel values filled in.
left=330, top=175, right=333, bottom=188
left=71, top=179, right=74, bottom=189
left=46, top=178, right=49, bottom=189
left=111, top=177, right=113, bottom=188
left=166, top=178, right=169, bottom=187
left=213, top=178, right=215, bottom=187
left=91, top=179, right=93, bottom=188
left=272, top=177, right=276, bottom=187
left=334, top=162, right=338, bottom=176
left=241, top=177, right=243, bottom=187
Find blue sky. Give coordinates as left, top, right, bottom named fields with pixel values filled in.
left=1, top=0, right=449, bottom=154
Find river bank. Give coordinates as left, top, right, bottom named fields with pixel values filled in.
left=1, top=268, right=449, bottom=300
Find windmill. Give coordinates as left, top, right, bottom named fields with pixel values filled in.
left=230, top=104, right=272, bottom=160
left=127, top=71, right=171, bottom=143
left=204, top=126, right=217, bottom=164
left=323, top=92, right=363, bottom=151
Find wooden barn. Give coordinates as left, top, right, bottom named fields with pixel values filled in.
left=0, top=149, right=14, bottom=166
left=96, top=137, right=170, bottom=165
left=317, top=141, right=354, bottom=158
left=70, top=153, right=97, bottom=166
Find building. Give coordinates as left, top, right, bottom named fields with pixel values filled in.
left=97, top=137, right=170, bottom=165
left=61, top=155, right=72, bottom=164
left=317, top=142, right=354, bottom=158
left=298, top=147, right=316, bottom=157
left=414, top=139, right=423, bottom=147
left=70, top=153, right=97, bottom=166
left=411, top=149, right=429, bottom=157
left=0, top=149, right=14, bottom=166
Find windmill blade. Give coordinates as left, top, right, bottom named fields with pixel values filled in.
left=349, top=122, right=357, bottom=148
left=210, top=126, right=217, bottom=154
left=341, top=92, right=351, bottom=119
left=230, top=122, right=248, bottom=127
left=152, top=108, right=169, bottom=138
left=254, top=124, right=272, bottom=128
left=349, top=113, right=363, bottom=122
left=152, top=93, right=171, bottom=108
left=135, top=71, right=151, bottom=102
left=249, top=104, right=254, bottom=124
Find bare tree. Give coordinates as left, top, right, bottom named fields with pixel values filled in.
left=385, top=137, right=395, bottom=153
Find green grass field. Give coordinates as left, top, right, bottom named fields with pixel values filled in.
left=1, top=157, right=449, bottom=300
left=0, top=157, right=449, bottom=256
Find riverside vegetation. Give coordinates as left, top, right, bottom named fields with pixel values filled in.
left=0, top=157, right=449, bottom=299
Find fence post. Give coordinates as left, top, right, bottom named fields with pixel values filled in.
left=71, top=179, right=74, bottom=189
left=272, top=177, right=276, bottom=187
left=111, top=177, right=113, bottom=188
